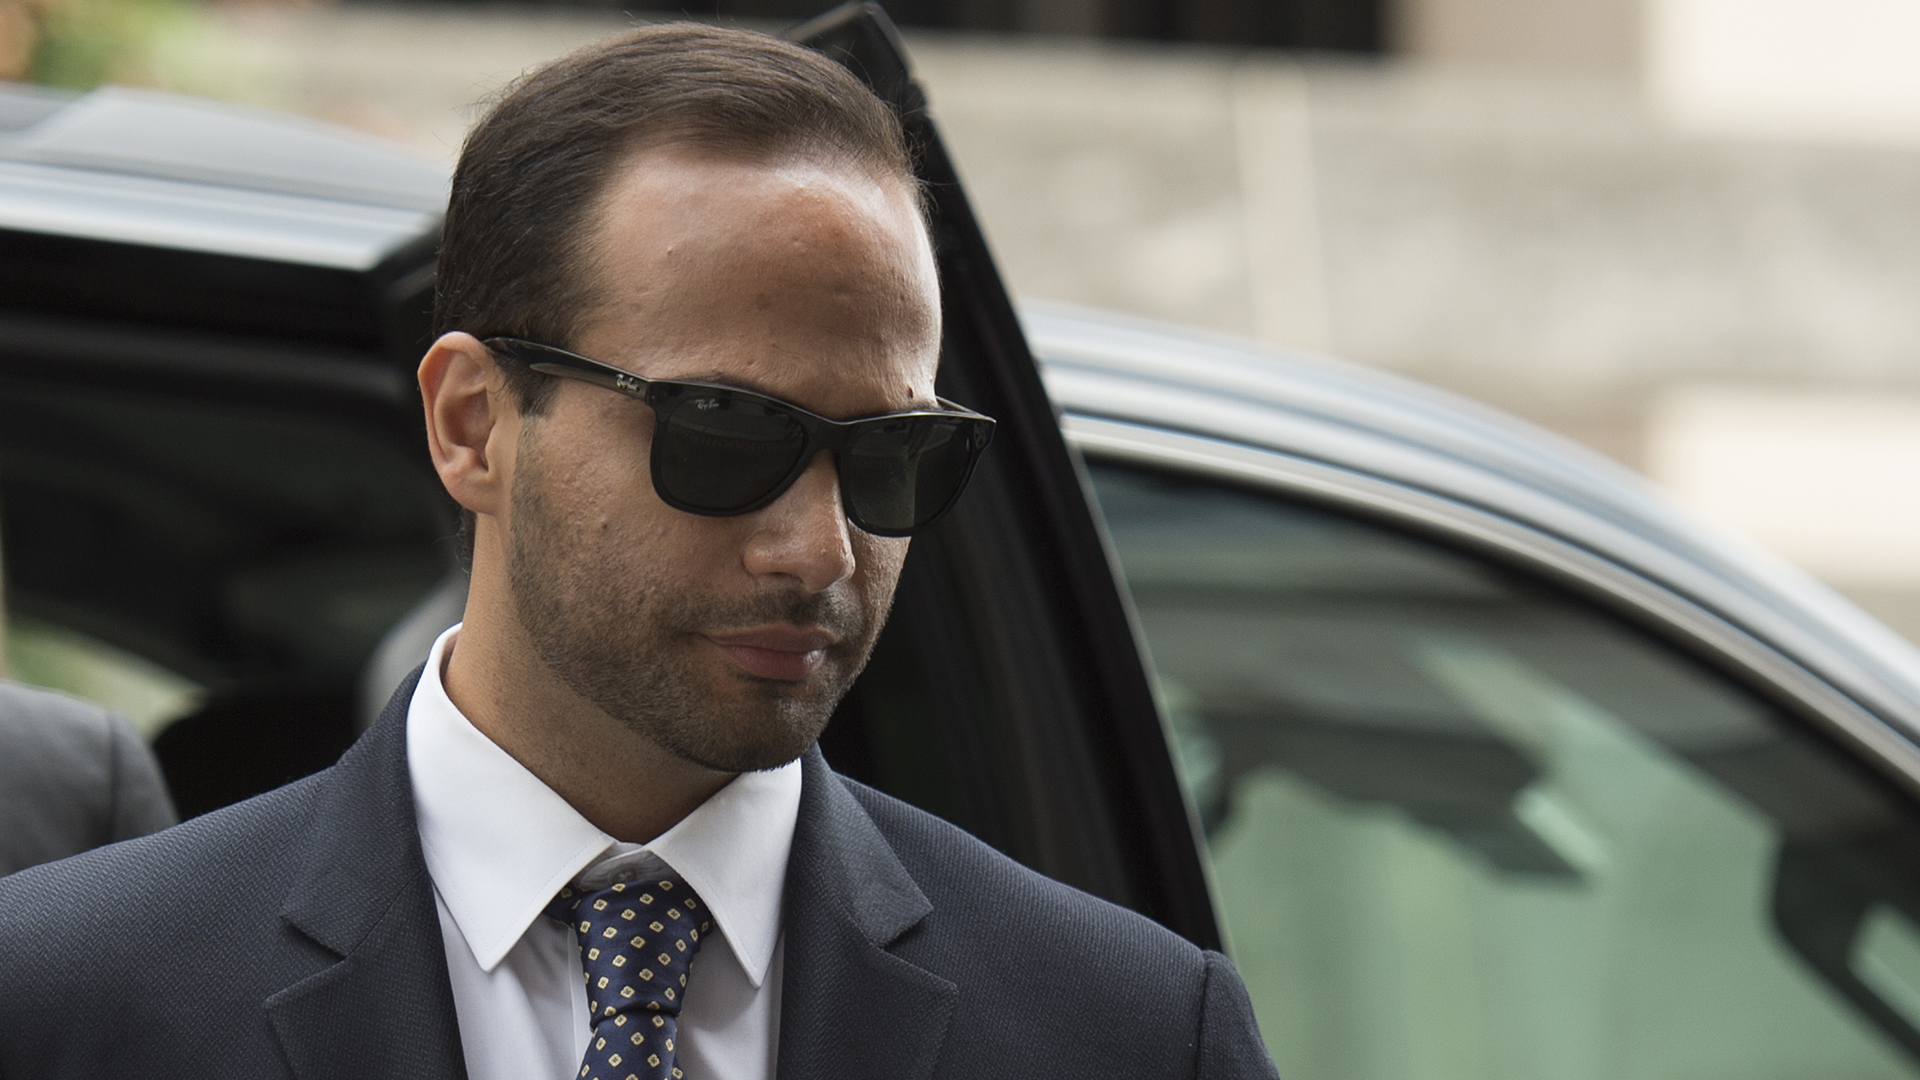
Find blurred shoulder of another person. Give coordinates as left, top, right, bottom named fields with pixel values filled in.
left=0, top=680, right=178, bottom=876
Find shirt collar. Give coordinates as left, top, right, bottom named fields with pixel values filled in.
left=407, top=624, right=800, bottom=987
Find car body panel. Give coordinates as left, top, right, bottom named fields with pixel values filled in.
left=1027, top=302, right=1920, bottom=783
left=0, top=86, right=444, bottom=269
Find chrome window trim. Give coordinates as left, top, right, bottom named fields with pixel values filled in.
left=1064, top=413, right=1920, bottom=802
left=0, top=159, right=435, bottom=272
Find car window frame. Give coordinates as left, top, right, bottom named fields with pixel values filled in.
left=1065, top=412, right=1920, bottom=812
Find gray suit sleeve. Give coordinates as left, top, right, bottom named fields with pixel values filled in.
left=104, top=709, right=177, bottom=841
left=1196, top=950, right=1281, bottom=1079
left=0, top=682, right=177, bottom=876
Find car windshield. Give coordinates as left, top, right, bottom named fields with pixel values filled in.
left=1089, top=458, right=1920, bottom=1080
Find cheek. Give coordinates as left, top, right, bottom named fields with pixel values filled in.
left=850, top=536, right=911, bottom=612
left=572, top=455, right=749, bottom=578
left=546, top=454, right=639, bottom=541
left=560, top=402, right=662, bottom=527
left=517, top=422, right=656, bottom=571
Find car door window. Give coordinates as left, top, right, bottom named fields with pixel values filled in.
left=1088, top=458, right=1920, bottom=1080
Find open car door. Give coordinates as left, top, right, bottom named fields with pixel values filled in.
left=790, top=2, right=1217, bottom=947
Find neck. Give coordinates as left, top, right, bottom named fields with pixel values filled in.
left=442, top=545, right=734, bottom=844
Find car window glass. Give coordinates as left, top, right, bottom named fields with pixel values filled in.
left=0, top=377, right=449, bottom=818
left=1088, top=459, right=1920, bottom=1080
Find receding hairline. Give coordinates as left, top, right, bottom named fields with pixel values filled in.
left=601, top=128, right=923, bottom=201
left=561, top=136, right=936, bottom=339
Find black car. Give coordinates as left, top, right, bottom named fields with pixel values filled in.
left=8, top=8, right=1920, bottom=1078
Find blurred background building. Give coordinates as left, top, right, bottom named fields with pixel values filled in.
left=4, top=0, right=1920, bottom=638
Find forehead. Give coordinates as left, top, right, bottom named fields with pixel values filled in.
left=569, top=146, right=941, bottom=417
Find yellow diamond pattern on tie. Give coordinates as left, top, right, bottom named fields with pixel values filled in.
left=546, top=873, right=711, bottom=1080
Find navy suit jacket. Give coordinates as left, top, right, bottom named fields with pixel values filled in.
left=0, top=670, right=1279, bottom=1079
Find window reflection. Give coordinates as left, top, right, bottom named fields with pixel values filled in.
left=1090, top=460, right=1920, bottom=1080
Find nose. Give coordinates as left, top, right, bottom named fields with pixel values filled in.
left=741, top=450, right=856, bottom=593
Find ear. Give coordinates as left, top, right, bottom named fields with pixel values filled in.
left=419, top=332, right=519, bottom=519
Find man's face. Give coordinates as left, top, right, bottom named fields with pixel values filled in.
left=503, top=146, right=941, bottom=774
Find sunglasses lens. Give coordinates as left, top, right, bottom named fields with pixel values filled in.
left=653, top=390, right=808, bottom=512
left=649, top=381, right=990, bottom=531
left=843, top=416, right=984, bottom=535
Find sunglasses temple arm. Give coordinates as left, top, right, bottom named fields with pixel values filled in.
left=524, top=360, right=652, bottom=401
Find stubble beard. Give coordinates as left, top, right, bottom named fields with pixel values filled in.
left=505, top=438, right=880, bottom=774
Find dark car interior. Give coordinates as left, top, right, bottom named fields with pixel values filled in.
left=0, top=233, right=450, bottom=815
left=0, top=375, right=450, bottom=817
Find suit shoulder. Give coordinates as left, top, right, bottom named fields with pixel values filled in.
left=835, top=773, right=1249, bottom=1078
left=0, top=767, right=351, bottom=1069
left=0, top=767, right=326, bottom=925
left=0, top=680, right=114, bottom=759
left=838, top=773, right=1202, bottom=968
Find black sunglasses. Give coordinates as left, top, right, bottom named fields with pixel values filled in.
left=486, top=338, right=995, bottom=537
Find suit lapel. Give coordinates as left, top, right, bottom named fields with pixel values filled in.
left=258, top=689, right=952, bottom=1080
left=777, top=748, right=957, bottom=1080
left=265, top=667, right=468, bottom=1080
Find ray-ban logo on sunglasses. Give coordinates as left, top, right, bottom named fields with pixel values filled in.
left=695, top=398, right=719, bottom=411
left=614, top=373, right=642, bottom=393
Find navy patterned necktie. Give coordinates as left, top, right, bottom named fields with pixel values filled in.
left=545, top=872, right=713, bottom=1080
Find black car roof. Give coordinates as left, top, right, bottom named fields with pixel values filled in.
left=1027, top=301, right=1920, bottom=758
left=0, top=83, right=446, bottom=271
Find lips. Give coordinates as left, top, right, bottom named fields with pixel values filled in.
left=701, top=626, right=838, bottom=682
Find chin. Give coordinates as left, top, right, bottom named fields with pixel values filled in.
left=664, top=728, right=820, bottom=774
left=648, top=686, right=835, bottom=775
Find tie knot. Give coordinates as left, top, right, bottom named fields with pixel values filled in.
left=547, top=872, right=712, bottom=1031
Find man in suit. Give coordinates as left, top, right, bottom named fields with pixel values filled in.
left=0, top=22, right=1278, bottom=1080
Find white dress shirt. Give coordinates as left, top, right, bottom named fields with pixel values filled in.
left=407, top=625, right=801, bottom=1080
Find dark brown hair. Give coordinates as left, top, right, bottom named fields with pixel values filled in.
left=433, top=22, right=916, bottom=416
